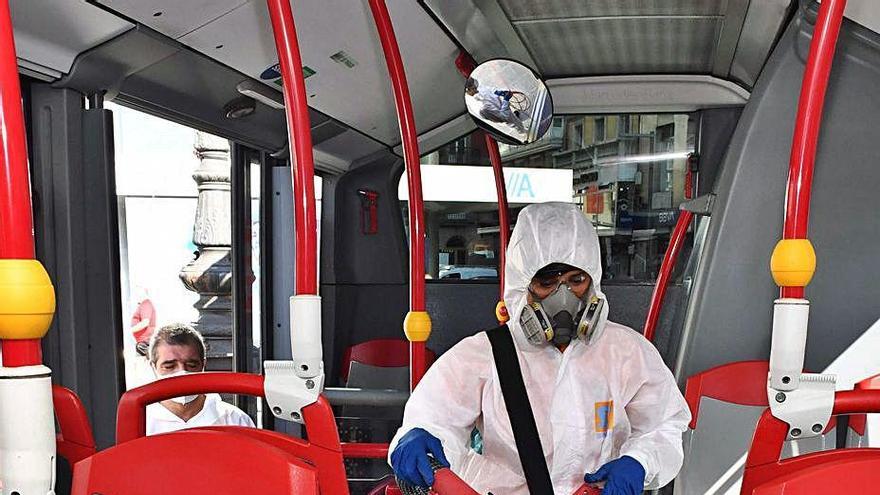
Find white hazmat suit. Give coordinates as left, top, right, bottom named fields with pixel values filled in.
left=389, top=202, right=691, bottom=494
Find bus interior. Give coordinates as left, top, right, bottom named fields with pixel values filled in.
left=1, top=0, right=880, bottom=493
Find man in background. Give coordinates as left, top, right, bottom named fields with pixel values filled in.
left=146, top=323, right=255, bottom=435
left=465, top=77, right=526, bottom=134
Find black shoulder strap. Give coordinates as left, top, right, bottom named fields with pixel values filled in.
left=486, top=325, right=554, bottom=495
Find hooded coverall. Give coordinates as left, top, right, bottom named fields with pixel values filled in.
left=389, top=202, right=691, bottom=494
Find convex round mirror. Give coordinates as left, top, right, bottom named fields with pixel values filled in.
left=464, top=59, right=553, bottom=145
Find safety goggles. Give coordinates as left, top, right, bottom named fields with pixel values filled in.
left=528, top=271, right=590, bottom=300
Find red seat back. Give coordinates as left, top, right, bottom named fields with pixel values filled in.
left=341, top=339, right=436, bottom=383
left=685, top=360, right=770, bottom=429
left=116, top=372, right=349, bottom=494
left=72, top=429, right=319, bottom=494
left=52, top=385, right=96, bottom=466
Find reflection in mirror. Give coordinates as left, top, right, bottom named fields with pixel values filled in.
left=464, top=59, right=553, bottom=145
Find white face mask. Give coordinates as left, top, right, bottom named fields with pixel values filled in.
left=156, top=369, right=199, bottom=405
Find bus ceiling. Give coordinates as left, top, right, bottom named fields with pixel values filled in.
left=10, top=0, right=880, bottom=171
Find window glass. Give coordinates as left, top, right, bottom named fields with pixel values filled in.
left=407, top=113, right=697, bottom=283
left=111, top=102, right=236, bottom=389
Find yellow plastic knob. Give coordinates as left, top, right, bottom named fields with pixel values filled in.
left=495, top=300, right=510, bottom=323
left=770, top=239, right=816, bottom=288
left=403, top=311, right=432, bottom=342
left=0, top=259, right=56, bottom=339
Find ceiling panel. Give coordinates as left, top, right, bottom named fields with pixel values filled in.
left=100, top=0, right=247, bottom=39
left=11, top=0, right=132, bottom=77
left=497, top=0, right=728, bottom=21
left=516, top=17, right=721, bottom=77
left=105, top=0, right=466, bottom=147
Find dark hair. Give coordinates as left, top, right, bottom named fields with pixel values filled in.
left=149, top=323, right=206, bottom=365
left=465, top=77, right=478, bottom=91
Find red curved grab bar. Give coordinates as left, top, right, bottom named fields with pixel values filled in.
left=341, top=442, right=389, bottom=459
left=742, top=389, right=880, bottom=493
left=780, top=0, right=846, bottom=299
left=0, top=0, right=42, bottom=366
left=367, top=0, right=430, bottom=389
left=643, top=209, right=693, bottom=342
left=266, top=0, right=319, bottom=296
left=116, top=372, right=265, bottom=443
left=116, top=372, right=356, bottom=492
left=115, top=371, right=347, bottom=450
left=431, top=469, right=479, bottom=495
left=367, top=0, right=426, bottom=311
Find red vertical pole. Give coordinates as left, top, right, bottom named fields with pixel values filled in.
left=643, top=210, right=693, bottom=342
left=367, top=0, right=429, bottom=390
left=266, top=0, right=318, bottom=296
left=0, top=0, right=43, bottom=366
left=485, top=133, right=511, bottom=324
left=779, top=0, right=846, bottom=299
left=453, top=51, right=511, bottom=323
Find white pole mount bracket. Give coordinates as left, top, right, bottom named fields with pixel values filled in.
left=264, top=360, right=324, bottom=424
left=768, top=373, right=835, bottom=440
left=767, top=298, right=836, bottom=439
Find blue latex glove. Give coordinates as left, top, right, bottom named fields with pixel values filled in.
left=584, top=456, right=646, bottom=495
left=390, top=428, right=450, bottom=487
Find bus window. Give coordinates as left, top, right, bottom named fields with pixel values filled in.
left=111, top=102, right=236, bottom=389
left=404, top=114, right=697, bottom=283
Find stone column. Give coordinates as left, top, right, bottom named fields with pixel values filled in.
left=179, top=132, right=233, bottom=371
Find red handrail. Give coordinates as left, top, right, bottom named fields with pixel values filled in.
left=116, top=372, right=345, bottom=451
left=0, top=0, right=31, bottom=260
left=643, top=210, right=693, bottom=342
left=367, top=0, right=426, bottom=311
left=266, top=0, right=318, bottom=296
left=486, top=133, right=511, bottom=324
left=780, top=0, right=846, bottom=299
left=340, top=442, right=388, bottom=459
left=367, top=0, right=429, bottom=390
left=0, top=0, right=42, bottom=366
left=453, top=51, right=511, bottom=323
left=486, top=134, right=509, bottom=295
left=116, top=372, right=350, bottom=493
left=116, top=372, right=266, bottom=442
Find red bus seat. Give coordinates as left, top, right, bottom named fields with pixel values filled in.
left=846, top=372, right=880, bottom=447
left=751, top=450, right=880, bottom=494
left=341, top=339, right=436, bottom=386
left=742, top=389, right=880, bottom=494
left=339, top=340, right=437, bottom=493
left=115, top=372, right=349, bottom=494
left=676, top=361, right=837, bottom=495
left=52, top=385, right=96, bottom=466
left=71, top=428, right=320, bottom=494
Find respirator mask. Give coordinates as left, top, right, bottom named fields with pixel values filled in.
left=519, top=265, right=605, bottom=346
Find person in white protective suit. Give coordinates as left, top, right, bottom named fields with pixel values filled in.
left=465, top=77, right=527, bottom=134
left=389, top=202, right=691, bottom=495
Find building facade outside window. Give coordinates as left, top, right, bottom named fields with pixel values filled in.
left=411, top=113, right=697, bottom=283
